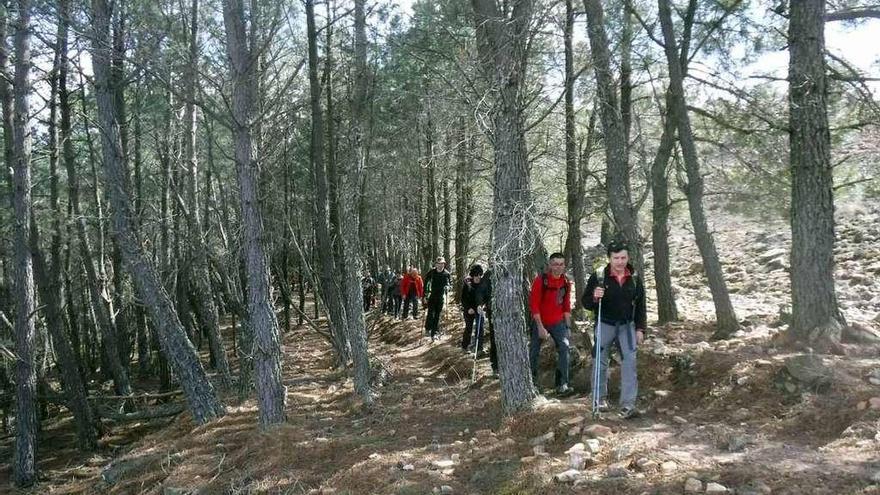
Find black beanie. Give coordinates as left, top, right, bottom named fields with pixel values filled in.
left=469, top=264, right=484, bottom=277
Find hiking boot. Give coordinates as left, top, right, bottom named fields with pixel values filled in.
left=594, top=399, right=611, bottom=413
left=619, top=406, right=639, bottom=419
left=556, top=384, right=575, bottom=397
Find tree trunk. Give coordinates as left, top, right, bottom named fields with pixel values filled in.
left=221, top=0, right=287, bottom=425
left=182, top=0, right=231, bottom=386
left=472, top=0, right=539, bottom=416
left=658, top=0, right=738, bottom=338
left=10, top=0, right=37, bottom=484
left=562, top=0, right=588, bottom=311
left=90, top=0, right=224, bottom=424
left=453, top=120, right=474, bottom=300
left=306, top=0, right=351, bottom=367
left=29, top=2, right=99, bottom=450
left=338, top=0, right=373, bottom=404
left=583, top=0, right=643, bottom=272
left=650, top=106, right=679, bottom=324
left=786, top=0, right=845, bottom=350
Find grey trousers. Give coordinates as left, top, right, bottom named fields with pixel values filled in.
left=595, top=321, right=638, bottom=408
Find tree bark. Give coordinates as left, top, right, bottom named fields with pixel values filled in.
left=182, top=0, right=231, bottom=386
left=90, top=0, right=224, bottom=424
left=786, top=0, right=845, bottom=350
left=658, top=0, right=738, bottom=338
left=10, top=0, right=37, bottom=484
left=650, top=106, right=679, bottom=324
left=472, top=0, right=540, bottom=415
left=583, top=0, right=643, bottom=272
left=338, top=0, right=373, bottom=404
left=562, top=0, right=588, bottom=310
left=453, top=120, right=474, bottom=300
left=221, top=0, right=287, bottom=425
left=306, top=0, right=350, bottom=367
left=28, top=1, right=99, bottom=450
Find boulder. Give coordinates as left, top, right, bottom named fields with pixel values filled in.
left=777, top=354, right=832, bottom=393
left=706, top=482, right=728, bottom=493
left=684, top=477, right=703, bottom=493
left=842, top=322, right=880, bottom=344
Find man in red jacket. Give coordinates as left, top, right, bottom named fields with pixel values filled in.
left=400, top=267, right=424, bottom=320
left=529, top=252, right=573, bottom=396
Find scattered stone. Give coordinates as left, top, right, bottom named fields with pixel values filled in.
left=673, top=416, right=688, bottom=424
left=779, top=354, right=832, bottom=393
left=635, top=458, right=658, bottom=472
left=661, top=461, right=678, bottom=473
left=870, top=397, right=880, bottom=410
left=857, top=401, right=868, bottom=411
left=451, top=454, right=460, bottom=463
left=654, top=390, right=670, bottom=398
left=529, top=431, right=555, bottom=446
left=441, top=469, right=455, bottom=476
left=583, top=424, right=613, bottom=438
left=401, top=464, right=415, bottom=471
left=562, top=415, right=585, bottom=426
left=742, top=480, right=772, bottom=494
left=502, top=438, right=516, bottom=447
left=606, top=465, right=629, bottom=478
left=520, top=456, right=536, bottom=463
left=439, top=485, right=453, bottom=494
left=568, top=426, right=581, bottom=437
left=584, top=439, right=602, bottom=454
left=416, top=377, right=426, bottom=384
left=843, top=323, right=880, bottom=344
left=554, top=469, right=582, bottom=483
left=407, top=435, right=417, bottom=442
left=684, top=477, right=703, bottom=492
left=566, top=443, right=585, bottom=454
left=611, top=445, right=632, bottom=461
left=368, top=453, right=381, bottom=460
left=726, top=435, right=753, bottom=452
left=706, top=482, right=728, bottom=493
left=432, top=460, right=455, bottom=470
left=532, top=444, right=546, bottom=456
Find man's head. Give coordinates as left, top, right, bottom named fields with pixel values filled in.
left=607, top=240, right=630, bottom=272
left=385, top=265, right=391, bottom=272
left=435, top=256, right=446, bottom=271
left=469, top=264, right=484, bottom=283
left=547, top=252, right=566, bottom=277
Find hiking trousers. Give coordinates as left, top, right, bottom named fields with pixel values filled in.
left=425, top=296, right=444, bottom=338
left=529, top=321, right=570, bottom=387
left=595, top=321, right=638, bottom=409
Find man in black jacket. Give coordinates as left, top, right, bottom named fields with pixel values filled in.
left=582, top=241, right=647, bottom=419
left=424, top=257, right=452, bottom=340
left=460, top=264, right=490, bottom=355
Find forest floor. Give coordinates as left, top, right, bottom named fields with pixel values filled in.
left=2, top=203, right=880, bottom=495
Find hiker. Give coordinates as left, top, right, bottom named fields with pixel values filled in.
left=581, top=240, right=646, bottom=419
left=460, top=264, right=491, bottom=354
left=529, top=252, right=574, bottom=396
left=423, top=256, right=452, bottom=339
left=361, top=272, right=377, bottom=312
left=391, top=273, right=404, bottom=318
left=379, top=265, right=396, bottom=314
left=400, top=267, right=423, bottom=320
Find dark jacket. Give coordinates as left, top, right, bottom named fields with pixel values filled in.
left=581, top=263, right=647, bottom=331
left=461, top=276, right=491, bottom=311
left=424, top=268, right=451, bottom=300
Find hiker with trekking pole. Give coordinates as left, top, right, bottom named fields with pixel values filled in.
left=461, top=264, right=490, bottom=354
left=528, top=252, right=574, bottom=397
left=582, top=240, right=647, bottom=419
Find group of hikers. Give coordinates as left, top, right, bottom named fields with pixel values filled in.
left=359, top=240, right=646, bottom=419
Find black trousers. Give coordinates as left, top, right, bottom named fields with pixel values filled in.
left=401, top=294, right=419, bottom=319
left=425, top=296, right=445, bottom=338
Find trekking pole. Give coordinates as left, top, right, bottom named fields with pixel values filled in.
left=591, top=269, right=605, bottom=419
left=471, top=308, right=484, bottom=384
